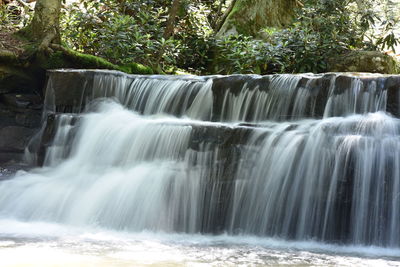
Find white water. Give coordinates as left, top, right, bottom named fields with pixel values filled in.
left=46, top=71, right=390, bottom=122
left=1, top=72, right=400, bottom=265
left=220, top=74, right=305, bottom=121
left=92, top=74, right=214, bottom=121
left=324, top=77, right=387, bottom=117
left=229, top=112, right=400, bottom=247
left=1, top=101, right=400, bottom=245
left=0, top=220, right=399, bottom=267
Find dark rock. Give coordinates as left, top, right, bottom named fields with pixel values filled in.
left=0, top=94, right=42, bottom=110
left=0, top=163, right=32, bottom=179
left=15, top=111, right=42, bottom=128
left=212, top=75, right=271, bottom=95
left=44, top=69, right=400, bottom=120
left=0, top=104, right=16, bottom=128
left=0, top=66, right=39, bottom=94
left=332, top=75, right=353, bottom=94
left=0, top=126, right=37, bottom=153
left=385, top=76, right=400, bottom=117
left=0, top=152, right=24, bottom=164
left=44, top=70, right=96, bottom=113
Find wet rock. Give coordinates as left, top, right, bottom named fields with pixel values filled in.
left=1, top=94, right=42, bottom=110
left=0, top=164, right=32, bottom=179
left=0, top=103, right=17, bottom=128
left=45, top=70, right=96, bottom=113
left=212, top=75, right=271, bottom=95
left=211, top=75, right=271, bottom=121
left=0, top=126, right=37, bottom=153
left=15, top=112, right=42, bottom=128
left=0, top=66, right=40, bottom=94
left=333, top=75, right=354, bottom=94
left=385, top=76, right=400, bottom=117
left=45, top=69, right=400, bottom=120
left=0, top=152, right=24, bottom=164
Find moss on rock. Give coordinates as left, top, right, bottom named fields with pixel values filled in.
left=328, top=51, right=399, bottom=74
left=40, top=45, right=154, bottom=74
left=0, top=42, right=154, bottom=97
left=119, top=62, right=154, bottom=75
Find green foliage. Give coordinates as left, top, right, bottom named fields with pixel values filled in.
left=213, top=0, right=400, bottom=74
left=214, top=35, right=287, bottom=74
left=374, top=0, right=400, bottom=53
left=2, top=0, right=398, bottom=75
left=271, top=0, right=366, bottom=73
left=0, top=2, right=32, bottom=32
left=61, top=0, right=166, bottom=69
left=60, top=0, right=218, bottom=73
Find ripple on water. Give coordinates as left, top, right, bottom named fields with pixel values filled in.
left=0, top=220, right=399, bottom=267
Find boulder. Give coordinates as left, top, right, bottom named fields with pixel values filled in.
left=328, top=51, right=399, bottom=74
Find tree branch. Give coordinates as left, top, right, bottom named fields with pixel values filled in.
left=215, top=0, right=237, bottom=32
left=15, top=0, right=33, bottom=10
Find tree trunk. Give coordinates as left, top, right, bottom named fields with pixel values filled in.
left=25, top=0, right=61, bottom=47
left=217, top=0, right=297, bottom=37
left=215, top=0, right=237, bottom=32
left=163, top=0, right=181, bottom=39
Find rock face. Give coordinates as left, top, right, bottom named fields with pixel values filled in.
left=0, top=126, right=37, bottom=152
left=328, top=51, right=399, bottom=74
left=0, top=73, right=43, bottom=165
left=0, top=126, right=39, bottom=164
left=0, top=65, right=43, bottom=95
left=4, top=69, right=400, bottom=166
left=43, top=70, right=400, bottom=120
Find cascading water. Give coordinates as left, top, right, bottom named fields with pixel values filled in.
left=45, top=70, right=395, bottom=121
left=228, top=113, right=400, bottom=246
left=323, top=76, right=387, bottom=117
left=1, top=69, right=400, bottom=265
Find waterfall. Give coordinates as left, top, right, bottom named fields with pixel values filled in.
left=323, top=76, right=387, bottom=117
left=219, top=74, right=304, bottom=121
left=92, top=74, right=214, bottom=120
left=228, top=112, right=400, bottom=246
left=0, top=102, right=229, bottom=233
left=45, top=70, right=396, bottom=121
left=1, top=70, right=400, bottom=248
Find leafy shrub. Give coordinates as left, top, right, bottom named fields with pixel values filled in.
left=213, top=0, right=399, bottom=74
left=61, top=0, right=217, bottom=73
left=213, top=35, right=286, bottom=74
left=57, top=0, right=399, bottom=74
left=0, top=2, right=32, bottom=32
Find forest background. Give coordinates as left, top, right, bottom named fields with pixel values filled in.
left=1, top=0, right=399, bottom=75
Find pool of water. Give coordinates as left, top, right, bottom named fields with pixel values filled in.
left=0, top=220, right=399, bottom=267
